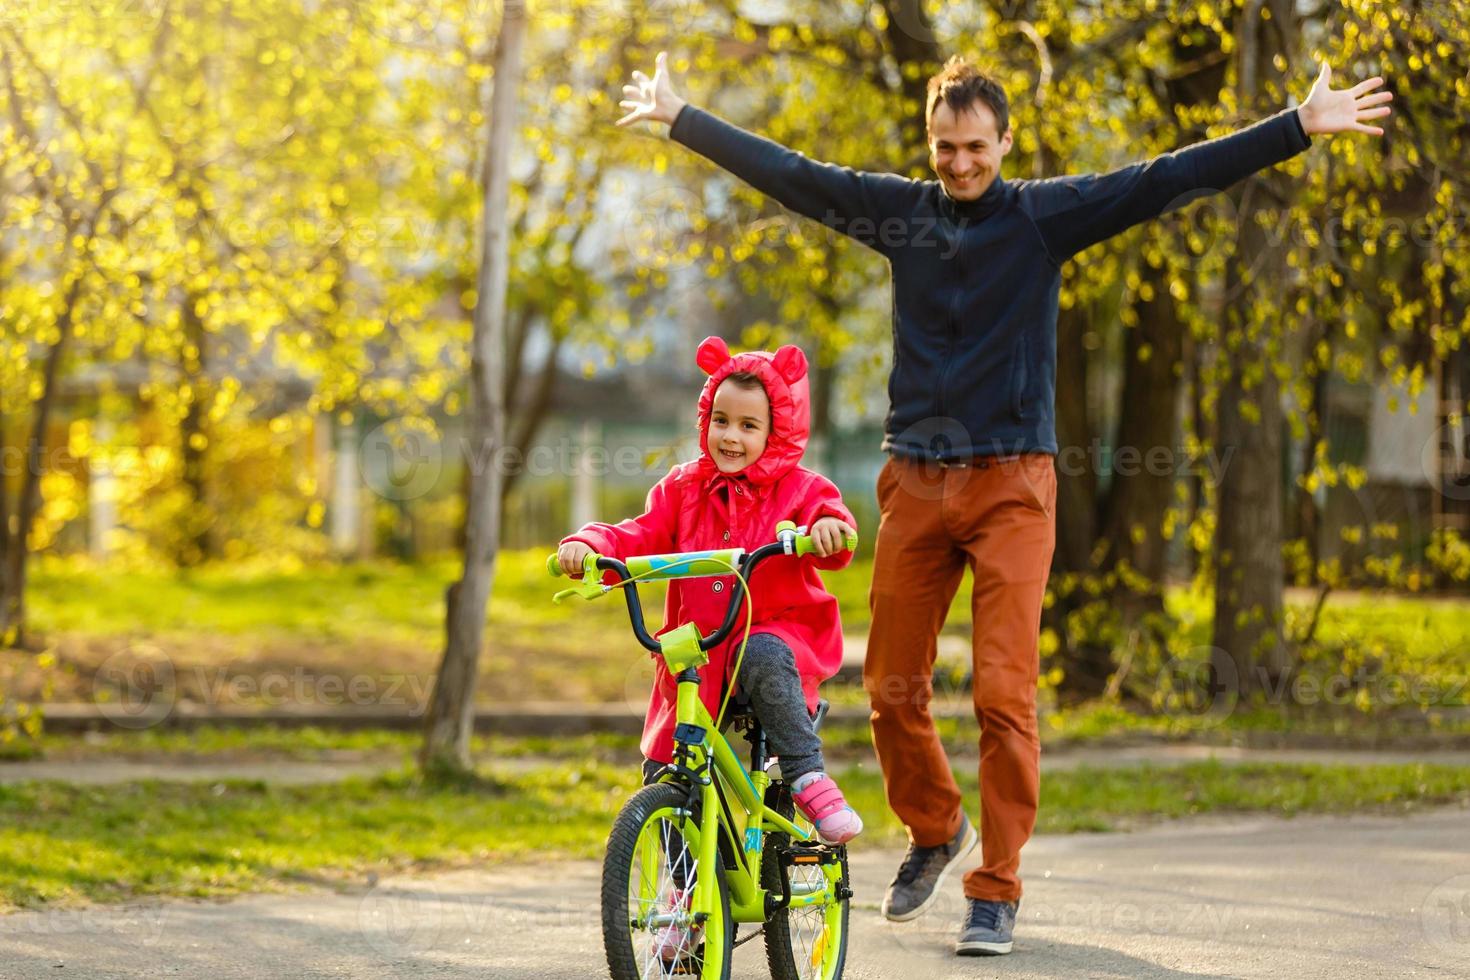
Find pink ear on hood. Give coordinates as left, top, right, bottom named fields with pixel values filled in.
left=771, top=345, right=808, bottom=384
left=695, top=336, right=732, bottom=375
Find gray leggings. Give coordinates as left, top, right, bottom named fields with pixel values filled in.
left=643, top=632, right=825, bottom=784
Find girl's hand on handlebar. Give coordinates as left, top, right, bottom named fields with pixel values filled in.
left=809, top=517, right=855, bottom=558
left=557, top=541, right=593, bottom=578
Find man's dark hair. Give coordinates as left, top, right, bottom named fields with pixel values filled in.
left=925, top=56, right=1010, bottom=137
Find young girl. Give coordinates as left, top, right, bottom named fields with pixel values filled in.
left=557, top=336, right=863, bottom=846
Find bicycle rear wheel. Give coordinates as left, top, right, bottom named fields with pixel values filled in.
left=602, top=782, right=733, bottom=980
left=761, top=782, right=849, bottom=980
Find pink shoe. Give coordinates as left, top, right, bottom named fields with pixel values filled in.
left=650, top=888, right=703, bottom=962
left=791, top=772, right=864, bottom=845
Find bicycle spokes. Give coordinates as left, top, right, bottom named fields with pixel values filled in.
left=629, top=812, right=704, bottom=977
left=765, top=800, right=848, bottom=980
left=787, top=860, right=835, bottom=977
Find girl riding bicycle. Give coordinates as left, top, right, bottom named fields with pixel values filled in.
left=557, top=335, right=863, bottom=847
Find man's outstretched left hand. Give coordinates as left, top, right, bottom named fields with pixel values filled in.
left=1297, top=61, right=1393, bottom=137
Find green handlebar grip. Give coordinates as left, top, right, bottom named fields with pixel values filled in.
left=793, top=530, right=859, bottom=557
left=547, top=552, right=602, bottom=579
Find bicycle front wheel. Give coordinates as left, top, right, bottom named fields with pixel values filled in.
left=761, top=782, right=849, bottom=980
left=602, top=782, right=733, bottom=980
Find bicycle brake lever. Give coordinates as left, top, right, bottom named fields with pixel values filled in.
left=553, top=578, right=608, bottom=604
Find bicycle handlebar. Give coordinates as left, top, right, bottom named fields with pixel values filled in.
left=546, top=521, right=857, bottom=655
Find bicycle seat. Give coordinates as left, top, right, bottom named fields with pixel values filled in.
left=722, top=693, right=830, bottom=733
left=810, top=697, right=830, bottom=734
left=723, top=690, right=756, bottom=728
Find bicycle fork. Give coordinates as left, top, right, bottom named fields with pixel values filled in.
left=669, top=674, right=723, bottom=938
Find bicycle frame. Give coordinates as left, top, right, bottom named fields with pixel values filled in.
left=550, top=520, right=856, bottom=925
left=661, top=664, right=837, bottom=923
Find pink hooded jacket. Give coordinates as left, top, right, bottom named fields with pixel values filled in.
left=561, top=336, right=856, bottom=763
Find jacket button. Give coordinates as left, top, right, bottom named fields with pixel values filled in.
left=735, top=487, right=743, bottom=495
left=723, top=530, right=730, bottom=541
left=713, top=581, right=724, bottom=593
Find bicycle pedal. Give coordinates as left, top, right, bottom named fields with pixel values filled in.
left=779, top=841, right=845, bottom=865
left=669, top=950, right=704, bottom=975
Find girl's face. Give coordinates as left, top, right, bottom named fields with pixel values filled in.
left=707, top=379, right=770, bottom=474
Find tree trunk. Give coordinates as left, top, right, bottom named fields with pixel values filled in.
left=1111, top=24, right=1226, bottom=593
left=1295, top=316, right=1330, bottom=578
left=1213, top=311, right=1289, bottom=691
left=1050, top=302, right=1098, bottom=573
left=2, top=281, right=76, bottom=648
left=499, top=328, right=564, bottom=509
left=0, top=395, right=10, bottom=642
left=809, top=353, right=836, bottom=472
left=178, top=294, right=214, bottom=566
left=1185, top=330, right=1209, bottom=579
left=1102, top=259, right=1186, bottom=585
left=878, top=0, right=944, bottom=158
left=1047, top=300, right=1105, bottom=699
left=1211, top=0, right=1298, bottom=693
left=502, top=304, right=534, bottom=419
left=421, top=0, right=526, bottom=776
left=0, top=175, right=8, bottom=600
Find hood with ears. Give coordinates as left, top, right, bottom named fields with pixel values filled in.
left=693, top=335, right=810, bottom=487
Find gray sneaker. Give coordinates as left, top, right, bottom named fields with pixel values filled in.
left=955, top=897, right=1018, bottom=956
left=880, top=814, right=978, bottom=921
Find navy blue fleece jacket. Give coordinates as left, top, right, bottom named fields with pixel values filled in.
left=668, top=104, right=1312, bottom=460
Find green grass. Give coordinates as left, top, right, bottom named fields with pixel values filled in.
left=16, top=550, right=1470, bottom=712
left=3, top=758, right=1468, bottom=909
left=1028, top=760, right=1470, bottom=831
left=0, top=764, right=637, bottom=908
left=28, top=556, right=453, bottom=642
left=19, top=552, right=666, bottom=704
left=2, top=726, right=645, bottom=764
left=1038, top=699, right=1470, bottom=742
left=31, top=552, right=1470, bottom=645
left=3, top=726, right=423, bottom=762
left=10, top=702, right=1470, bottom=773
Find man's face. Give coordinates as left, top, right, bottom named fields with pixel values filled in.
left=928, top=99, right=1013, bottom=202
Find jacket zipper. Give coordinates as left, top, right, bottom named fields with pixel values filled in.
left=940, top=226, right=964, bottom=426
left=1011, top=331, right=1029, bottom=422
left=935, top=223, right=962, bottom=442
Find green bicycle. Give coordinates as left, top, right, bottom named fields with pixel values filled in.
left=547, top=520, right=856, bottom=980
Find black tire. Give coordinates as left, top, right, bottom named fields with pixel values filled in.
left=761, top=782, right=849, bottom=980
left=603, top=782, right=733, bottom=980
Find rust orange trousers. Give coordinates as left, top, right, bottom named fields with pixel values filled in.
left=863, top=452, right=1057, bottom=903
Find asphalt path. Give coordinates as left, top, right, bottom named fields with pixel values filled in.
left=3, top=807, right=1468, bottom=978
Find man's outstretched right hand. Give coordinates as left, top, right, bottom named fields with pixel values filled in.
left=617, top=51, right=687, bottom=129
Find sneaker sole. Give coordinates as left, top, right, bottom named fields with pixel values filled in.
left=881, top=821, right=979, bottom=922
left=955, top=939, right=1013, bottom=956
left=815, top=812, right=864, bottom=846
left=816, top=826, right=862, bottom=846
